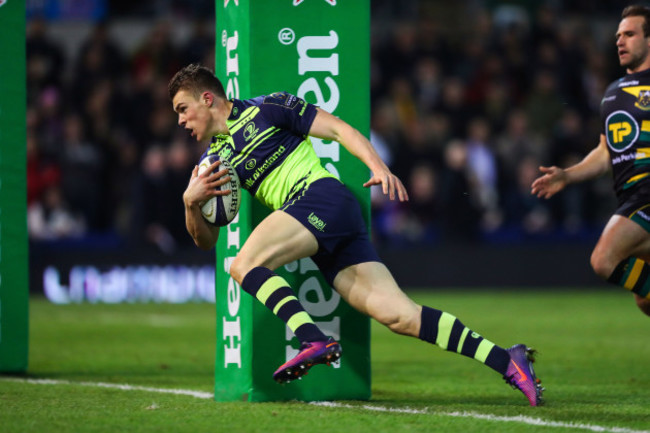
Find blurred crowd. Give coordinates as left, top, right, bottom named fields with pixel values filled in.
left=27, top=1, right=625, bottom=252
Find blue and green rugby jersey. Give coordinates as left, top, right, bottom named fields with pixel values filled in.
left=201, top=92, right=336, bottom=210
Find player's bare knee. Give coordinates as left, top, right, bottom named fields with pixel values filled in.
left=590, top=251, right=614, bottom=280
left=380, top=311, right=418, bottom=336
left=228, top=256, right=249, bottom=285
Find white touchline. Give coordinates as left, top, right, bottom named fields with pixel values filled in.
left=309, top=402, right=650, bottom=433
left=3, top=377, right=648, bottom=433
left=1, top=377, right=214, bottom=399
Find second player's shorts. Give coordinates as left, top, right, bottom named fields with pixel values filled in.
left=615, top=181, right=650, bottom=233
left=280, top=177, right=381, bottom=286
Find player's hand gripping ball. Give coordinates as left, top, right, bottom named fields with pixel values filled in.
left=197, top=154, right=241, bottom=226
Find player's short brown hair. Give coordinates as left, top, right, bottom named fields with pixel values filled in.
left=622, top=4, right=650, bottom=37
left=168, top=64, right=227, bottom=101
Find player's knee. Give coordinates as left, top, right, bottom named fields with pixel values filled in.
left=374, top=308, right=419, bottom=337
left=365, top=292, right=420, bottom=336
left=590, top=250, right=615, bottom=280
left=386, top=314, right=418, bottom=336
left=228, top=256, right=250, bottom=285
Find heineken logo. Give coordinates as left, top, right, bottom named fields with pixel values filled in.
left=223, top=30, right=239, bottom=99
left=606, top=110, right=639, bottom=152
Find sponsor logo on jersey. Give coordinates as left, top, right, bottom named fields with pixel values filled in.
left=285, top=94, right=297, bottom=107
left=637, top=209, right=650, bottom=222
left=208, top=137, right=235, bottom=162
left=619, top=80, right=640, bottom=87
left=242, top=122, right=259, bottom=141
left=606, top=110, right=639, bottom=152
left=622, top=86, right=650, bottom=111
left=602, top=95, right=616, bottom=103
left=245, top=159, right=256, bottom=170
left=244, top=146, right=286, bottom=188
left=221, top=147, right=233, bottom=162
left=612, top=152, right=639, bottom=165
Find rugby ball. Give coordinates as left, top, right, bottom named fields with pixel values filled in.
left=197, top=154, right=241, bottom=226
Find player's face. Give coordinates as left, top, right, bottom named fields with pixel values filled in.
left=172, top=90, right=213, bottom=142
left=616, top=16, right=650, bottom=72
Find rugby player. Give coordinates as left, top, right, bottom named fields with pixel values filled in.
left=169, top=64, right=543, bottom=406
left=532, top=5, right=650, bottom=316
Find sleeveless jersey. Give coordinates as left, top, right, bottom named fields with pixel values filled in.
left=200, top=92, right=335, bottom=210
left=601, top=68, right=650, bottom=202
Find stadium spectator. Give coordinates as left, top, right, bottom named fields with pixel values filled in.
left=26, top=129, right=60, bottom=207
left=28, top=185, right=86, bottom=240
left=59, top=112, right=103, bottom=228
left=26, top=16, right=65, bottom=104
left=131, top=145, right=177, bottom=253
left=438, top=139, right=482, bottom=243
left=465, top=116, right=501, bottom=231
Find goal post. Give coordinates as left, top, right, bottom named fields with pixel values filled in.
left=0, top=0, right=29, bottom=373
left=213, top=0, right=371, bottom=402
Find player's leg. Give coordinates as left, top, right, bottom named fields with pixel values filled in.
left=229, top=210, right=329, bottom=343
left=229, top=210, right=340, bottom=382
left=333, top=261, right=509, bottom=368
left=332, top=261, right=543, bottom=406
left=591, top=215, right=650, bottom=312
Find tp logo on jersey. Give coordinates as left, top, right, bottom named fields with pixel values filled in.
left=606, top=110, right=639, bottom=152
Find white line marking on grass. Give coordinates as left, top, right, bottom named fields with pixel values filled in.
left=3, top=377, right=647, bottom=433
left=310, top=402, right=650, bottom=433
left=1, top=377, right=213, bottom=399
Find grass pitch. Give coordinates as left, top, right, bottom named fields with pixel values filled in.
left=1, top=289, right=649, bottom=433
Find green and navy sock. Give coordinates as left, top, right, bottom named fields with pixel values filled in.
left=241, top=266, right=327, bottom=343
left=419, top=306, right=510, bottom=375
left=608, top=257, right=650, bottom=298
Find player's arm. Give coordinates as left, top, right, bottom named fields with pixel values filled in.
left=183, top=160, right=229, bottom=250
left=531, top=134, right=611, bottom=199
left=308, top=108, right=409, bottom=202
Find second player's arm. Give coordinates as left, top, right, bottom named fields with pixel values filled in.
left=531, top=134, right=611, bottom=199
left=308, top=108, right=408, bottom=201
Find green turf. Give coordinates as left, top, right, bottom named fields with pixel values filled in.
left=1, top=289, right=649, bottom=433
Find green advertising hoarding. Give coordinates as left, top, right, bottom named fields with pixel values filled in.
left=0, top=0, right=29, bottom=373
left=214, top=0, right=371, bottom=401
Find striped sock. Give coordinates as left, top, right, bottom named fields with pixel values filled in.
left=241, top=267, right=327, bottom=343
left=418, top=306, right=510, bottom=375
left=608, top=257, right=650, bottom=298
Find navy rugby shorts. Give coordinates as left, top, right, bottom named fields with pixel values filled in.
left=280, top=177, right=381, bottom=286
left=615, top=182, right=650, bottom=233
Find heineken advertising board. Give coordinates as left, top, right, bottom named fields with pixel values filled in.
left=0, top=0, right=28, bottom=373
left=214, top=0, right=371, bottom=401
